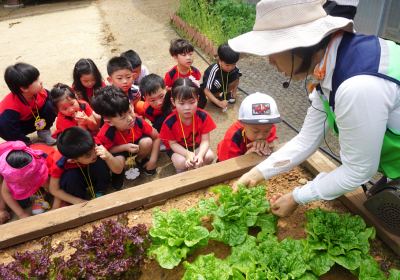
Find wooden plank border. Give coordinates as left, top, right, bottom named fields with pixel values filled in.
left=0, top=144, right=285, bottom=249
left=302, top=150, right=400, bottom=255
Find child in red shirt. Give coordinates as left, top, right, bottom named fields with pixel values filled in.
left=164, top=39, right=201, bottom=88
left=49, top=127, right=124, bottom=208
left=140, top=74, right=169, bottom=151
left=0, top=63, right=57, bottom=145
left=160, top=77, right=216, bottom=173
left=50, top=84, right=101, bottom=139
left=72, top=58, right=106, bottom=105
left=92, top=86, right=160, bottom=189
left=217, top=93, right=280, bottom=162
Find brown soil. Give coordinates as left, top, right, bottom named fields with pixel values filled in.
left=0, top=0, right=399, bottom=279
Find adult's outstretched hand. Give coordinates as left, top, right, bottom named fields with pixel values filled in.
left=270, top=192, right=299, bottom=217
left=233, top=166, right=265, bottom=193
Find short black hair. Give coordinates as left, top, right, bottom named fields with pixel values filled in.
left=4, top=63, right=40, bottom=95
left=107, top=57, right=133, bottom=77
left=169, top=39, right=194, bottom=57
left=92, top=85, right=130, bottom=118
left=50, top=83, right=77, bottom=113
left=72, top=58, right=104, bottom=103
left=6, top=150, right=32, bottom=169
left=57, top=127, right=95, bottom=159
left=218, top=43, right=240, bottom=64
left=120, top=50, right=142, bottom=69
left=139, top=74, right=166, bottom=97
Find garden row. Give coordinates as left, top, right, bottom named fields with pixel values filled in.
left=1, top=184, right=399, bottom=279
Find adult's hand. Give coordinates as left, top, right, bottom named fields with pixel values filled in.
left=270, top=192, right=299, bottom=217
left=233, top=167, right=265, bottom=192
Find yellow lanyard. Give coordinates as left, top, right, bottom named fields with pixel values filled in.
left=178, top=114, right=195, bottom=161
left=117, top=128, right=135, bottom=169
left=242, top=130, right=248, bottom=151
left=220, top=66, right=228, bottom=100
left=177, top=66, right=192, bottom=78
left=35, top=188, right=51, bottom=209
left=76, top=163, right=95, bottom=200
left=30, top=102, right=41, bottom=120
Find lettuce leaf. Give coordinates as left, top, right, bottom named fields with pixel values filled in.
left=147, top=207, right=209, bottom=269
left=182, top=253, right=233, bottom=280
left=199, top=184, right=278, bottom=246
left=302, top=208, right=376, bottom=274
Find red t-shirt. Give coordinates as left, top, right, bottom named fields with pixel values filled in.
left=159, top=108, right=216, bottom=150
left=50, top=138, right=102, bottom=178
left=164, top=65, right=202, bottom=88
left=51, top=100, right=93, bottom=139
left=217, top=121, right=278, bottom=162
left=143, top=101, right=163, bottom=122
left=72, top=81, right=106, bottom=100
left=30, top=144, right=55, bottom=172
left=97, top=114, right=153, bottom=150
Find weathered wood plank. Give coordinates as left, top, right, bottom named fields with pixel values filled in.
left=302, top=150, right=400, bottom=255
left=0, top=144, right=285, bottom=249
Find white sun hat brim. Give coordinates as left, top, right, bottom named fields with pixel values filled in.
left=228, top=15, right=354, bottom=56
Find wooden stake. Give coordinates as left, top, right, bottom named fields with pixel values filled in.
left=201, top=37, right=209, bottom=51
left=169, top=13, right=173, bottom=22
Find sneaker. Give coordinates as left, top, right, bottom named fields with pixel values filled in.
left=135, top=157, right=157, bottom=176
left=160, top=139, right=167, bottom=152
left=32, top=202, right=46, bottom=215
left=225, top=92, right=236, bottom=104
left=37, top=130, right=57, bottom=146
left=61, top=201, right=70, bottom=208
left=111, top=172, right=125, bottom=191
left=175, top=167, right=188, bottom=174
left=95, top=193, right=104, bottom=198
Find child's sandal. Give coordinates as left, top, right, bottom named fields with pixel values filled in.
left=135, top=158, right=157, bottom=176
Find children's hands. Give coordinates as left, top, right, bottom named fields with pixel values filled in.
left=193, top=154, right=204, bottom=168
left=125, top=143, right=139, bottom=154
left=185, top=152, right=196, bottom=168
left=218, top=100, right=229, bottom=109
left=0, top=209, right=10, bottom=224
left=246, top=140, right=272, bottom=156
left=95, top=145, right=112, bottom=161
left=143, top=159, right=157, bottom=171
left=18, top=212, right=30, bottom=219
left=73, top=111, right=89, bottom=126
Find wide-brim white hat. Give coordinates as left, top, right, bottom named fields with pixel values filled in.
left=228, top=0, right=354, bottom=56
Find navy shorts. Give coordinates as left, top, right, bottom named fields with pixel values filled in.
left=166, top=144, right=200, bottom=159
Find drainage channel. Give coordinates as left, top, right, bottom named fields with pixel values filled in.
left=169, top=22, right=376, bottom=185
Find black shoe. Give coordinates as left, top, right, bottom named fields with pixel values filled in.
left=225, top=92, right=236, bottom=104
left=111, top=172, right=125, bottom=191
left=135, top=157, right=157, bottom=176
left=211, top=95, right=223, bottom=108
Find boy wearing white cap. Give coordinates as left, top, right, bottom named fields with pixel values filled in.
left=216, top=92, right=280, bottom=162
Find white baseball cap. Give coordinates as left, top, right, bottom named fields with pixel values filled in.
left=228, top=0, right=354, bottom=56
left=239, top=92, right=281, bottom=124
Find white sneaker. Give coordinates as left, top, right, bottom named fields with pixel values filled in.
left=160, top=139, right=167, bottom=152
left=175, top=167, right=188, bottom=174
left=37, top=130, right=57, bottom=146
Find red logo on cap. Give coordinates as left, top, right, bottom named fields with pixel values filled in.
left=252, top=103, right=270, bottom=115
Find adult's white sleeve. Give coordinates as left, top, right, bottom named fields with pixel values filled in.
left=256, top=88, right=330, bottom=181
left=295, top=75, right=396, bottom=205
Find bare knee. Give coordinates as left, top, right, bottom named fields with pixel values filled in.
left=139, top=137, right=153, bottom=152
left=171, top=153, right=187, bottom=170
left=204, top=149, right=214, bottom=165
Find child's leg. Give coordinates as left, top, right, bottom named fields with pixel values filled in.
left=227, top=78, right=239, bottom=99
left=170, top=152, right=188, bottom=170
left=153, top=115, right=167, bottom=133
left=136, top=136, right=152, bottom=161
left=38, top=100, right=57, bottom=130
left=88, top=157, right=111, bottom=196
left=195, top=147, right=214, bottom=166
left=59, top=168, right=89, bottom=200
left=110, top=153, right=127, bottom=191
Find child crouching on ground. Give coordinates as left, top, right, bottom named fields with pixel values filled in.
left=0, top=141, right=55, bottom=222
left=49, top=127, right=124, bottom=208
left=0, top=63, right=57, bottom=145
left=140, top=74, right=168, bottom=151
left=160, top=77, right=216, bottom=173
left=217, top=93, right=279, bottom=162
left=92, top=86, right=160, bottom=188
left=50, top=83, right=101, bottom=139
left=201, top=43, right=242, bottom=109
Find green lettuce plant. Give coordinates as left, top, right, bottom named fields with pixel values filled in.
left=182, top=253, right=234, bottom=280
left=301, top=207, right=376, bottom=275
left=146, top=207, right=209, bottom=269
left=198, top=185, right=279, bottom=246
